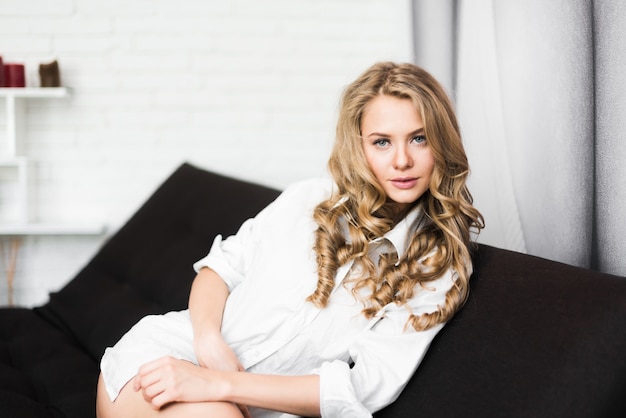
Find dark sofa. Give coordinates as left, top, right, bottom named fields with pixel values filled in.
left=1, top=163, right=624, bottom=418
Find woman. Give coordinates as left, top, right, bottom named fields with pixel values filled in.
left=97, top=61, right=484, bottom=417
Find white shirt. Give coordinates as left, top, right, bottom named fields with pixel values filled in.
left=193, top=178, right=455, bottom=418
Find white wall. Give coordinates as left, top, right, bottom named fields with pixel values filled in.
left=0, top=0, right=413, bottom=306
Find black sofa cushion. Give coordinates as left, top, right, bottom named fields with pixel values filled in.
left=38, top=164, right=281, bottom=362
left=0, top=307, right=97, bottom=417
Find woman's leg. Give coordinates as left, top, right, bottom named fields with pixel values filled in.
left=96, top=373, right=243, bottom=418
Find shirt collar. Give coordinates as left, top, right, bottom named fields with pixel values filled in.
left=340, top=204, right=425, bottom=262
left=373, top=204, right=424, bottom=260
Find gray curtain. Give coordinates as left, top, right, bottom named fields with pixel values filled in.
left=412, top=0, right=626, bottom=276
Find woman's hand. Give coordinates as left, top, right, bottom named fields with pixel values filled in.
left=133, top=356, right=252, bottom=417
left=133, top=356, right=221, bottom=409
left=193, top=330, right=245, bottom=373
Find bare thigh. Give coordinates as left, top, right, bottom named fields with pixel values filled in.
left=96, top=373, right=243, bottom=418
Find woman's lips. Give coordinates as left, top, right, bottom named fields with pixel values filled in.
left=390, top=177, right=418, bottom=189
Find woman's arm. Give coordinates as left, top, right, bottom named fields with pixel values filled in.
left=224, top=370, right=320, bottom=416
left=189, top=267, right=228, bottom=335
left=187, top=270, right=320, bottom=415
left=188, top=267, right=243, bottom=372
left=133, top=356, right=321, bottom=416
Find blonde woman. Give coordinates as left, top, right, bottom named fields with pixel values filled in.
left=97, top=61, right=483, bottom=418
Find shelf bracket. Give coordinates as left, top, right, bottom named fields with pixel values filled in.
left=5, top=94, right=17, bottom=158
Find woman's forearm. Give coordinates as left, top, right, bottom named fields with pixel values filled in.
left=224, top=372, right=321, bottom=417
left=188, top=267, right=230, bottom=336
left=188, top=267, right=244, bottom=374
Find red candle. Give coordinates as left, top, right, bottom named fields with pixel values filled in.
left=0, top=56, right=5, bottom=87
left=4, top=63, right=26, bottom=87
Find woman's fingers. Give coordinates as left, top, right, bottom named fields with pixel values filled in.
left=133, top=356, right=226, bottom=409
left=133, top=356, right=178, bottom=407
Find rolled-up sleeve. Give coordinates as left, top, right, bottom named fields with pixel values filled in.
left=193, top=193, right=278, bottom=291
left=318, top=268, right=455, bottom=417
left=192, top=179, right=331, bottom=292
left=193, top=218, right=256, bottom=291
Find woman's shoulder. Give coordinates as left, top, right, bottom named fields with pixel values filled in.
left=254, top=177, right=335, bottom=231
left=279, top=177, right=336, bottom=205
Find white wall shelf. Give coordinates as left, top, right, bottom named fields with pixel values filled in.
left=1, top=87, right=71, bottom=160
left=0, top=223, right=107, bottom=236
left=0, top=87, right=105, bottom=306
left=1, top=86, right=105, bottom=233
left=0, top=87, right=70, bottom=98
left=0, top=87, right=97, bottom=230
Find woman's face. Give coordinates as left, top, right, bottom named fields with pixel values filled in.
left=361, top=95, right=435, bottom=209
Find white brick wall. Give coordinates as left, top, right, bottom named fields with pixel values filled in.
left=0, top=0, right=413, bottom=306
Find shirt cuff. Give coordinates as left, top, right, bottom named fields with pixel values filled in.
left=319, top=360, right=373, bottom=418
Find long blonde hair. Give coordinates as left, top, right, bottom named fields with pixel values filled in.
left=307, top=62, right=484, bottom=331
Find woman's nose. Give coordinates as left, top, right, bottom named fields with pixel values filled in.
left=393, top=146, right=413, bottom=169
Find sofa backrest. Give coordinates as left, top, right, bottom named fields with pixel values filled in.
left=376, top=243, right=626, bottom=418
left=36, top=163, right=281, bottom=361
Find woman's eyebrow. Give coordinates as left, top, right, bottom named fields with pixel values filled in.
left=363, top=128, right=424, bottom=138
left=364, top=127, right=425, bottom=138
left=364, top=132, right=389, bottom=138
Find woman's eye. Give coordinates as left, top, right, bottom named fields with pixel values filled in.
left=411, top=135, right=426, bottom=144
left=373, top=138, right=390, bottom=147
